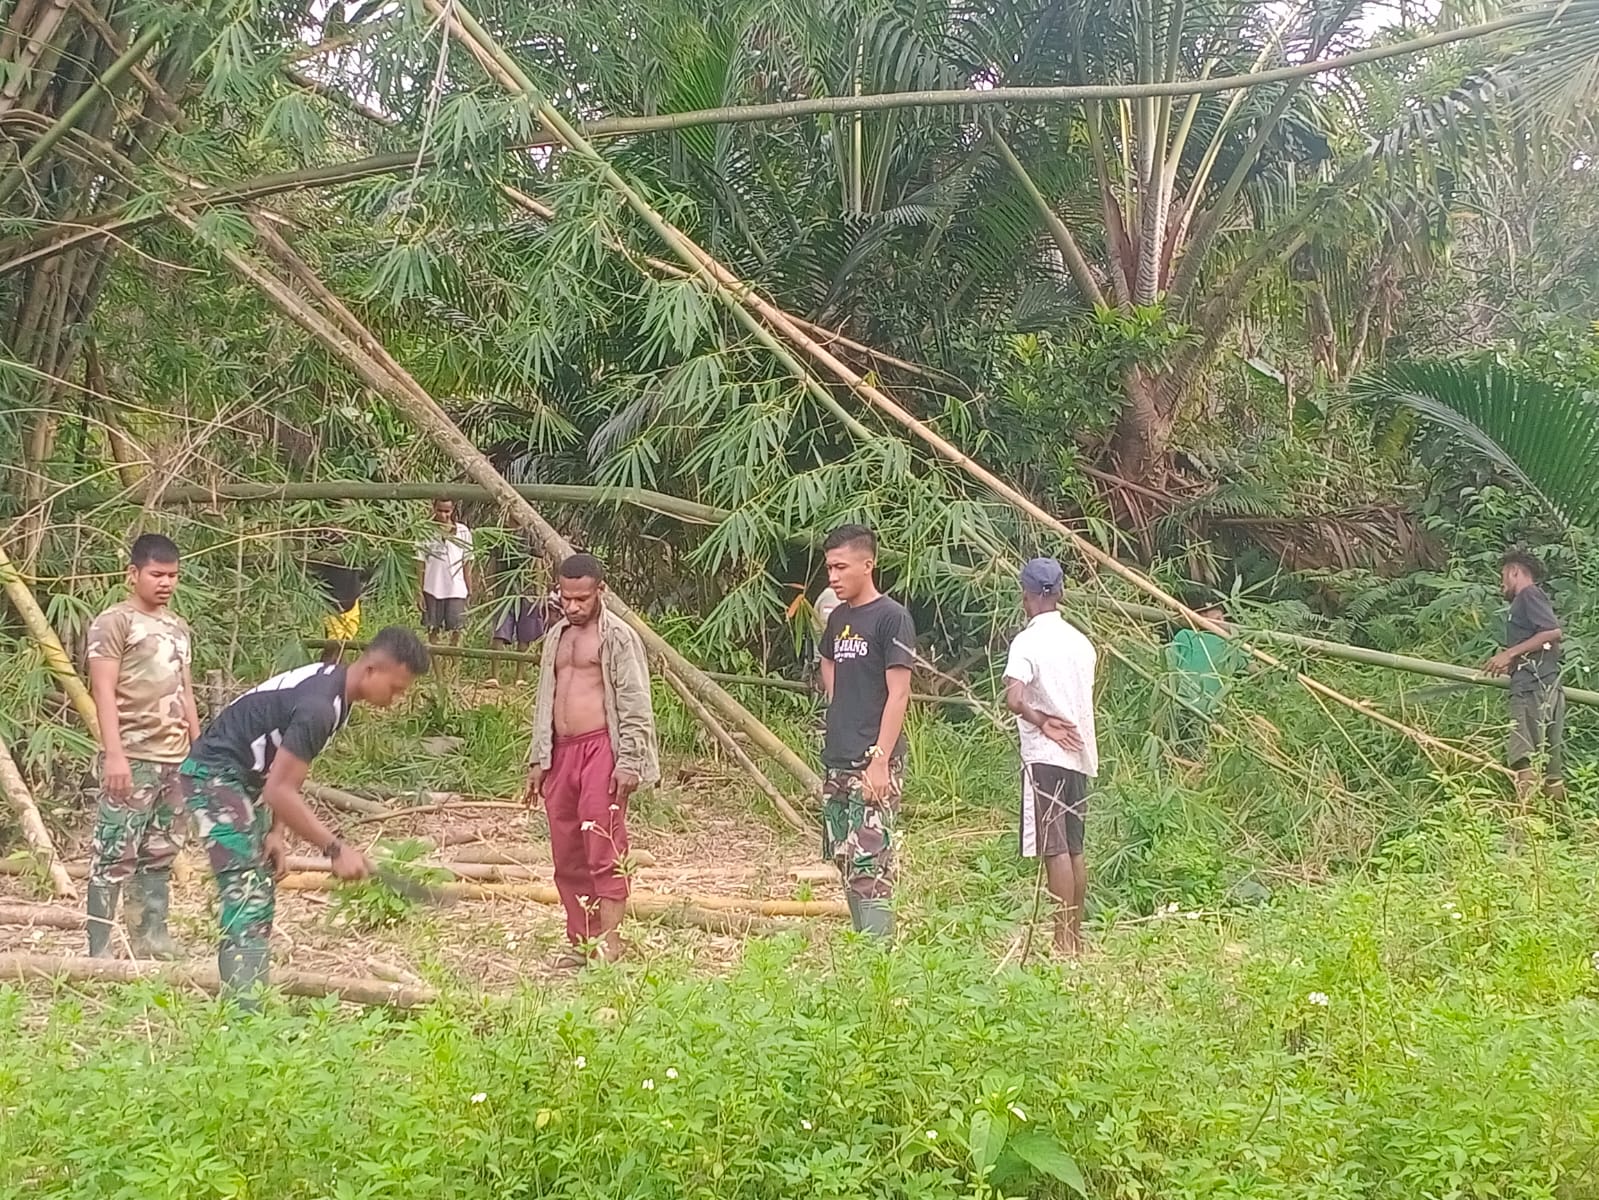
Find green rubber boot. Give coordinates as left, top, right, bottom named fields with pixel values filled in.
left=855, top=898, right=896, bottom=939
left=128, top=872, right=180, bottom=960
left=218, top=944, right=271, bottom=1013
left=86, top=882, right=119, bottom=958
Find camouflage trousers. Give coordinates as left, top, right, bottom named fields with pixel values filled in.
left=89, top=758, right=186, bottom=887
left=179, top=762, right=275, bottom=955
left=822, top=763, right=903, bottom=900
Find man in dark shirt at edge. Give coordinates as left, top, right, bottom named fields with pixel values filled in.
left=179, top=627, right=430, bottom=1004
left=1481, top=550, right=1565, bottom=811
left=818, top=524, right=915, bottom=937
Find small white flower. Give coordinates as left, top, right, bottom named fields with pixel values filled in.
left=925, top=1130, right=938, bottom=1141
left=801, top=1119, right=814, bottom=1131
left=574, top=1055, right=587, bottom=1069
left=470, top=1092, right=487, bottom=1104
left=665, top=1067, right=678, bottom=1080
left=1449, top=911, right=1462, bottom=921
left=609, top=803, right=619, bottom=811
left=642, top=1078, right=655, bottom=1091
left=1009, top=1105, right=1028, bottom=1122
left=1186, top=910, right=1201, bottom=920
left=580, top=820, right=595, bottom=831
left=1307, top=991, right=1330, bottom=1007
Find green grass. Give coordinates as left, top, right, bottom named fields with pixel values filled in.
left=3, top=802, right=1599, bottom=1199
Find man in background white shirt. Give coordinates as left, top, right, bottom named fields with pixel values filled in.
left=1003, top=557, right=1098, bottom=957
left=417, top=497, right=475, bottom=659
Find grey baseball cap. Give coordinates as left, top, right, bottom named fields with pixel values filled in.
left=1019, top=557, right=1064, bottom=596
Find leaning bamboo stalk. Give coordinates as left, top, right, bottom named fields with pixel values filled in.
left=188, top=204, right=819, bottom=800
left=65, top=479, right=729, bottom=526
left=0, top=540, right=98, bottom=730
left=0, top=952, right=438, bottom=1008
left=437, top=0, right=1498, bottom=775
left=304, top=782, right=390, bottom=818
left=661, top=665, right=812, bottom=833
left=0, top=736, right=76, bottom=899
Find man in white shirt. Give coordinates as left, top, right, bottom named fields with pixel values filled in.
left=1003, top=557, right=1097, bottom=957
left=416, top=497, right=474, bottom=656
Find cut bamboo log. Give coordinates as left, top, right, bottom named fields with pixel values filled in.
left=304, top=782, right=390, bottom=817
left=0, top=733, right=77, bottom=899
left=346, top=799, right=527, bottom=827
left=0, top=952, right=438, bottom=1007
left=662, top=666, right=812, bottom=833
left=0, top=903, right=84, bottom=929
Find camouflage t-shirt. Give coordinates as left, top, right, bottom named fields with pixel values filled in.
left=85, top=601, right=194, bottom=763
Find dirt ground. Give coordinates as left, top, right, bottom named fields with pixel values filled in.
left=0, top=758, right=838, bottom=994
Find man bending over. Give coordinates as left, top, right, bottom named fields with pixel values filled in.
left=179, top=627, right=429, bottom=1003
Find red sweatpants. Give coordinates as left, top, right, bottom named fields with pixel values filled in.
left=544, top=728, right=630, bottom=944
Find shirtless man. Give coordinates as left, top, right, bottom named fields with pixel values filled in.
left=523, top=554, right=659, bottom=965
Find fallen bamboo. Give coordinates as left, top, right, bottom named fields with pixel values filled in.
left=430, top=2, right=1502, bottom=776
left=0, top=733, right=78, bottom=899
left=0, top=903, right=84, bottom=929
left=276, top=871, right=846, bottom=918
left=302, top=640, right=976, bottom=709
left=174, top=204, right=820, bottom=802
left=1072, top=593, right=1599, bottom=708
left=64, top=479, right=728, bottom=526
left=0, top=952, right=438, bottom=1008
left=662, top=665, right=812, bottom=833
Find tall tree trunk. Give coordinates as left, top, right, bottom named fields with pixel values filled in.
left=1110, top=364, right=1177, bottom=486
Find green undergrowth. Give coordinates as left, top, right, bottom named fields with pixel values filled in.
left=3, top=806, right=1598, bottom=1199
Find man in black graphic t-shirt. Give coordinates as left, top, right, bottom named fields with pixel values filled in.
left=180, top=627, right=430, bottom=1003
left=1482, top=550, right=1566, bottom=809
left=818, top=524, right=914, bottom=937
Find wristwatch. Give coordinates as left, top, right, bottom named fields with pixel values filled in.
left=323, top=837, right=344, bottom=860
left=863, top=744, right=884, bottom=760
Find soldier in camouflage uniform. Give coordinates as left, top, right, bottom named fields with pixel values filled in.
left=85, top=533, right=202, bottom=959
left=817, top=525, right=915, bottom=937
left=180, top=626, right=428, bottom=1005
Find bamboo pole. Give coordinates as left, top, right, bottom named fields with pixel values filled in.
left=166, top=203, right=820, bottom=799
left=0, top=903, right=83, bottom=929
left=65, top=479, right=728, bottom=526
left=0, top=540, right=98, bottom=730
left=304, top=781, right=390, bottom=817
left=0, top=733, right=77, bottom=899
left=661, top=665, right=812, bottom=833
left=434, top=0, right=1502, bottom=775
left=0, top=953, right=438, bottom=1008
left=274, top=870, right=847, bottom=918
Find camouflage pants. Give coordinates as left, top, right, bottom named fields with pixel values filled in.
left=179, top=763, right=275, bottom=955
left=822, top=764, right=903, bottom=900
left=89, top=758, right=186, bottom=887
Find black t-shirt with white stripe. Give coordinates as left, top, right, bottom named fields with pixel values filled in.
left=190, top=664, right=351, bottom=790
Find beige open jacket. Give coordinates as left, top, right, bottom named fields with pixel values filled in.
left=526, top=607, right=661, bottom=784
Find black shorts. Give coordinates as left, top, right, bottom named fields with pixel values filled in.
left=1021, top=764, right=1087, bottom=858
left=423, top=594, right=467, bottom=633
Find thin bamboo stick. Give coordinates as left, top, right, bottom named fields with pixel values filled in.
left=0, top=733, right=77, bottom=898
left=68, top=479, right=727, bottom=526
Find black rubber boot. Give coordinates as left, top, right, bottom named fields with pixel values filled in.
left=855, top=898, right=896, bottom=939
left=86, top=882, right=119, bottom=957
left=845, top=891, right=864, bottom=932
left=218, top=944, right=271, bottom=1012
left=128, top=872, right=180, bottom=960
